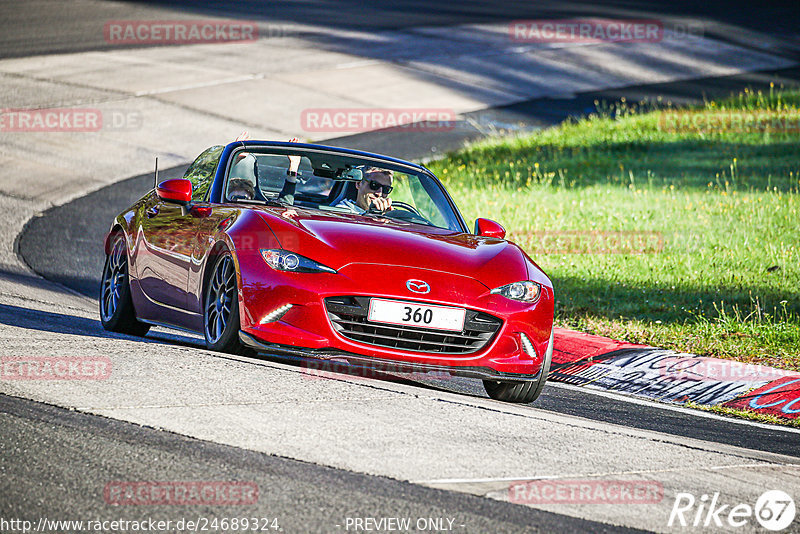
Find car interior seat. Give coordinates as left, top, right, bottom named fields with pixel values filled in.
left=329, top=180, right=359, bottom=207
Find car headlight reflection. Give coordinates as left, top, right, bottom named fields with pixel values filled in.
left=260, top=249, right=336, bottom=274
left=491, top=281, right=541, bottom=303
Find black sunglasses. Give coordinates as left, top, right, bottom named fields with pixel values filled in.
left=367, top=180, right=393, bottom=195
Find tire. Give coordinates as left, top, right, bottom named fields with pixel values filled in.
left=99, top=233, right=150, bottom=336
left=483, top=330, right=553, bottom=403
left=203, top=251, right=248, bottom=354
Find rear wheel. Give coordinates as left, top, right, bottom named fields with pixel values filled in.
left=483, top=330, right=553, bottom=403
left=99, top=233, right=150, bottom=336
left=204, top=252, right=247, bottom=354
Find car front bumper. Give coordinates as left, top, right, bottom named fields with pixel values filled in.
left=239, top=330, right=551, bottom=382
left=237, top=263, right=554, bottom=379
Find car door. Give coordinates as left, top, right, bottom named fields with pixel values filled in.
left=137, top=198, right=196, bottom=311
left=136, top=146, right=223, bottom=320
left=185, top=204, right=240, bottom=317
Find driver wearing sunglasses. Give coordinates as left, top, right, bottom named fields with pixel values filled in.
left=336, top=167, right=394, bottom=214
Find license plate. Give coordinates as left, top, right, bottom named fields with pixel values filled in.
left=367, top=299, right=466, bottom=332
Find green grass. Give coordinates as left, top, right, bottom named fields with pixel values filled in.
left=428, top=85, right=800, bottom=372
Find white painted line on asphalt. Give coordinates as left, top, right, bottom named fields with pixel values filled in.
left=417, top=475, right=558, bottom=484
left=134, top=73, right=266, bottom=97
left=548, top=381, right=800, bottom=434
left=415, top=462, right=800, bottom=486
left=334, top=59, right=382, bottom=69
left=72, top=401, right=333, bottom=411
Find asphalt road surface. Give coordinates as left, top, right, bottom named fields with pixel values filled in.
left=17, top=67, right=800, bottom=456
left=1, top=0, right=798, bottom=58
left=2, top=394, right=636, bottom=533
left=4, top=1, right=800, bottom=533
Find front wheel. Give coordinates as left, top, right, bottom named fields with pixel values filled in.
left=483, top=330, right=553, bottom=403
left=99, top=233, right=150, bottom=336
left=204, top=252, right=247, bottom=354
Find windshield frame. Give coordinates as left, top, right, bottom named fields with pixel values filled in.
left=210, top=142, right=469, bottom=233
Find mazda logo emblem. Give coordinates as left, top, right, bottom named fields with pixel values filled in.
left=406, top=279, right=430, bottom=294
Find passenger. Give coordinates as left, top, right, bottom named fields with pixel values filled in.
left=229, top=133, right=392, bottom=215
left=229, top=132, right=300, bottom=204
left=227, top=152, right=258, bottom=201
left=227, top=178, right=255, bottom=201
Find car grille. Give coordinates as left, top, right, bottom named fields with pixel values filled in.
left=324, top=296, right=502, bottom=354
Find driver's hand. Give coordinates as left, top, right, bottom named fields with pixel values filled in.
left=370, top=197, right=393, bottom=212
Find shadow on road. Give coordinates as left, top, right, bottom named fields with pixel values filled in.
left=0, top=297, right=448, bottom=394
left=0, top=301, right=205, bottom=353
left=0, top=302, right=105, bottom=338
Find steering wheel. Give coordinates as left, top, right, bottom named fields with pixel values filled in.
left=387, top=201, right=421, bottom=216
left=369, top=201, right=432, bottom=226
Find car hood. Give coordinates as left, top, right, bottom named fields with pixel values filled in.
left=257, top=208, right=533, bottom=289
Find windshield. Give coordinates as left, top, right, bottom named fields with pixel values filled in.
left=224, top=146, right=464, bottom=232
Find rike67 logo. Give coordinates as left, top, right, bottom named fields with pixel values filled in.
left=669, top=490, right=796, bottom=531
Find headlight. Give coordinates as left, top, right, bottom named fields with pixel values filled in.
left=491, top=281, right=541, bottom=303
left=260, top=249, right=337, bottom=274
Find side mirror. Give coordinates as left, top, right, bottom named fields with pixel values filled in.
left=156, top=179, right=192, bottom=205
left=474, top=218, right=506, bottom=239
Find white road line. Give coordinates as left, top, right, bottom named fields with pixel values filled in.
left=548, top=381, right=800, bottom=434
left=415, top=462, right=800, bottom=486
left=133, top=73, right=265, bottom=97
left=334, top=59, right=382, bottom=69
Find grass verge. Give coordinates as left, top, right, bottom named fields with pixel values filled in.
left=428, top=85, right=800, bottom=376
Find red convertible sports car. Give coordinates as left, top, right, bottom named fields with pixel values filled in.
left=100, top=141, right=554, bottom=403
